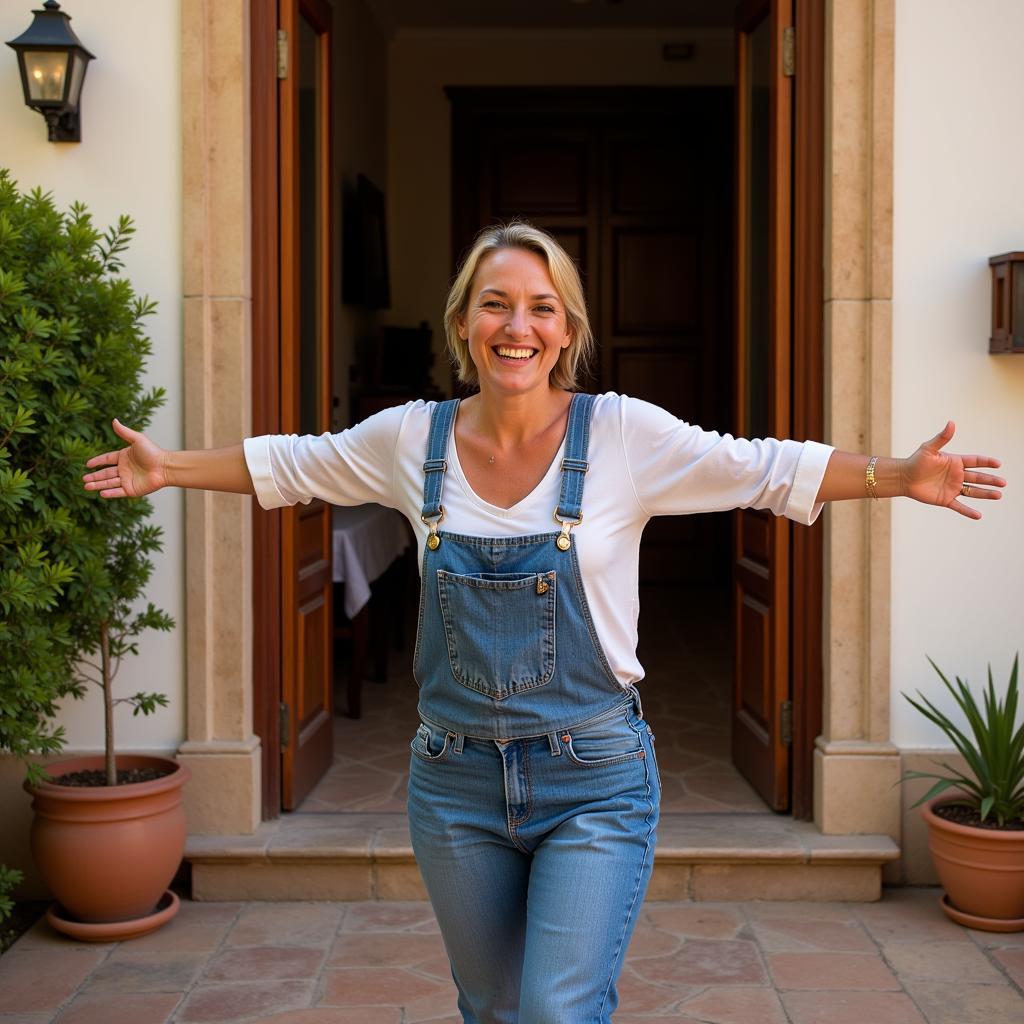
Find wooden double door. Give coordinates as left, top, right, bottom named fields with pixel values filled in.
left=452, top=87, right=734, bottom=587
left=252, top=0, right=823, bottom=818
left=449, top=0, right=823, bottom=815
left=252, top=0, right=335, bottom=814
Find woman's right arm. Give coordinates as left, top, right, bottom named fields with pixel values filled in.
left=82, top=418, right=255, bottom=499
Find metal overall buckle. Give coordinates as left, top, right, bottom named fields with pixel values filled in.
left=421, top=506, right=445, bottom=550
left=553, top=509, right=582, bottom=551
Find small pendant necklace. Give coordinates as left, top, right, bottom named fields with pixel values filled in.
left=488, top=455, right=496, bottom=464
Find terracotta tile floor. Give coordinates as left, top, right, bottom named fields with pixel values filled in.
left=2, top=888, right=1021, bottom=1022
left=302, top=584, right=769, bottom=815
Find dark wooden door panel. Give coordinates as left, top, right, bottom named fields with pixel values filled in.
left=731, top=0, right=793, bottom=812
left=449, top=87, right=732, bottom=587
left=279, top=0, right=333, bottom=810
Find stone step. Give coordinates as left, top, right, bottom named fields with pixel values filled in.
left=185, top=812, right=899, bottom=904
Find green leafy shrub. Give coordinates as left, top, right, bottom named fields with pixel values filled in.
left=0, top=864, right=21, bottom=924
left=0, top=170, right=173, bottom=787
left=901, top=655, right=1024, bottom=826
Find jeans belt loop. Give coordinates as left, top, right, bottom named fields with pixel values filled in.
left=452, top=732, right=465, bottom=755
left=547, top=731, right=562, bottom=756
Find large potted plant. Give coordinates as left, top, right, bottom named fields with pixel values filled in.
left=0, top=171, right=187, bottom=941
left=901, top=655, right=1024, bottom=932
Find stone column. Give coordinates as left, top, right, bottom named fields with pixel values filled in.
left=176, top=0, right=260, bottom=834
left=815, top=0, right=901, bottom=845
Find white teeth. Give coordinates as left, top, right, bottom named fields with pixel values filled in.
left=496, top=347, right=534, bottom=359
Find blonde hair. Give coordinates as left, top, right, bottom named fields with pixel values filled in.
left=443, top=222, right=594, bottom=391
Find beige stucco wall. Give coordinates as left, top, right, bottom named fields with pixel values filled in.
left=885, top=0, right=1024, bottom=884
left=0, top=0, right=184, bottom=894
left=890, top=0, right=1024, bottom=743
left=0, top=1, right=185, bottom=752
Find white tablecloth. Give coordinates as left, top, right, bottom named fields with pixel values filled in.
left=332, top=504, right=410, bottom=618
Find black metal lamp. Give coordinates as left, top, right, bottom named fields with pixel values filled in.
left=6, top=1, right=94, bottom=142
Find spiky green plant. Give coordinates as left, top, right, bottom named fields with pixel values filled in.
left=900, top=655, right=1023, bottom=827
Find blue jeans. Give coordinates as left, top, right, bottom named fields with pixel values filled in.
left=407, top=698, right=661, bottom=1023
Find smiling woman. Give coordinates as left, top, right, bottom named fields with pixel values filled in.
left=444, top=221, right=593, bottom=392
left=82, top=220, right=1004, bottom=1023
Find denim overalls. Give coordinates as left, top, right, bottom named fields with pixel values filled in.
left=407, top=394, right=661, bottom=1024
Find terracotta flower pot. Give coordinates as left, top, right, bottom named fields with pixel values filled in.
left=24, top=755, right=190, bottom=928
left=922, top=797, right=1024, bottom=931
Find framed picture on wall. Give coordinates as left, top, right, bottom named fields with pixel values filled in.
left=343, top=173, right=390, bottom=309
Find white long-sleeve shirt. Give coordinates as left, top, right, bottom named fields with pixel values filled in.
left=243, top=393, right=834, bottom=688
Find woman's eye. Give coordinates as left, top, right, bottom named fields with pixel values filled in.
left=535, top=305, right=556, bottom=314
left=482, top=300, right=504, bottom=309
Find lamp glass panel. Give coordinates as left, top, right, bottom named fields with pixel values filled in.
left=66, top=51, right=86, bottom=108
left=23, top=50, right=69, bottom=104
left=1013, top=262, right=1024, bottom=348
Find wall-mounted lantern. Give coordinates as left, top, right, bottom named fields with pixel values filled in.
left=989, top=252, right=1024, bottom=354
left=6, top=1, right=94, bottom=143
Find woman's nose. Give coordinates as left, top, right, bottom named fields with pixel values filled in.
left=505, top=309, right=530, bottom=338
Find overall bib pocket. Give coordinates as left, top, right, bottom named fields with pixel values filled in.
left=436, top=570, right=556, bottom=699
left=561, top=710, right=645, bottom=767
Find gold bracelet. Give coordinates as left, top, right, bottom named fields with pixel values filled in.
left=865, top=456, right=879, bottom=500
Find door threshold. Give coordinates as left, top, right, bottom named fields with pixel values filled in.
left=185, top=810, right=898, bottom=903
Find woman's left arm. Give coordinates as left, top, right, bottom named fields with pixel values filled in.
left=816, top=421, right=1006, bottom=520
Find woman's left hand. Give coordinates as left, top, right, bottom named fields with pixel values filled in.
left=902, top=421, right=1005, bottom=520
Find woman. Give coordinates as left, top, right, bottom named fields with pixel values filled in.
left=83, top=223, right=1004, bottom=1023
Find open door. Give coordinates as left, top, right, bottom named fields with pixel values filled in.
left=278, top=0, right=333, bottom=809
left=732, top=0, right=793, bottom=811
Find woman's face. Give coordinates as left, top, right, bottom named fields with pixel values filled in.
left=457, top=247, right=572, bottom=397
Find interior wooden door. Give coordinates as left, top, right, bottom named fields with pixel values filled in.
left=731, top=0, right=794, bottom=810
left=449, top=88, right=732, bottom=585
left=596, top=94, right=732, bottom=586
left=278, top=0, right=333, bottom=809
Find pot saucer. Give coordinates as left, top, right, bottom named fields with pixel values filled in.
left=940, top=892, right=1024, bottom=933
left=46, top=889, right=180, bottom=942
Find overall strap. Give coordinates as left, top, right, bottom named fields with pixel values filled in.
left=555, top=392, right=597, bottom=524
left=421, top=399, right=459, bottom=522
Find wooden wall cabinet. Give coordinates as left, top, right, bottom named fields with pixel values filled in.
left=989, top=251, right=1024, bottom=354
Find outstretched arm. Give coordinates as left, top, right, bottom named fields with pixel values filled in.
left=816, top=421, right=1005, bottom=520
left=83, top=418, right=255, bottom=499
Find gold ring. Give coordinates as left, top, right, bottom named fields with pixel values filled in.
left=961, top=483, right=971, bottom=497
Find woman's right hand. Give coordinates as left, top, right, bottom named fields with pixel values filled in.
left=82, top=418, right=169, bottom=499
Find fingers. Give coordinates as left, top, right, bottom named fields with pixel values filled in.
left=960, top=486, right=1001, bottom=500
left=960, top=454, right=1003, bottom=469
left=111, top=417, right=143, bottom=443
left=84, top=449, right=125, bottom=470
left=81, top=469, right=126, bottom=498
left=962, top=470, right=1006, bottom=489
left=85, top=474, right=127, bottom=498
left=923, top=420, right=955, bottom=452
left=948, top=499, right=982, bottom=521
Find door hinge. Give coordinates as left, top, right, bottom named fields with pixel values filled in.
left=277, top=29, right=289, bottom=79
left=780, top=699, right=793, bottom=746
left=782, top=26, right=796, bottom=77
left=280, top=702, right=290, bottom=747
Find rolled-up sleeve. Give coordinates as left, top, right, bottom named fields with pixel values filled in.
left=621, top=397, right=834, bottom=525
left=242, top=403, right=411, bottom=511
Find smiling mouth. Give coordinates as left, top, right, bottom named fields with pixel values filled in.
left=494, top=346, right=537, bottom=362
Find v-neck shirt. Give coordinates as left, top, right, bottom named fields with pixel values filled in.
left=447, top=403, right=567, bottom=519
left=244, top=392, right=834, bottom=688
